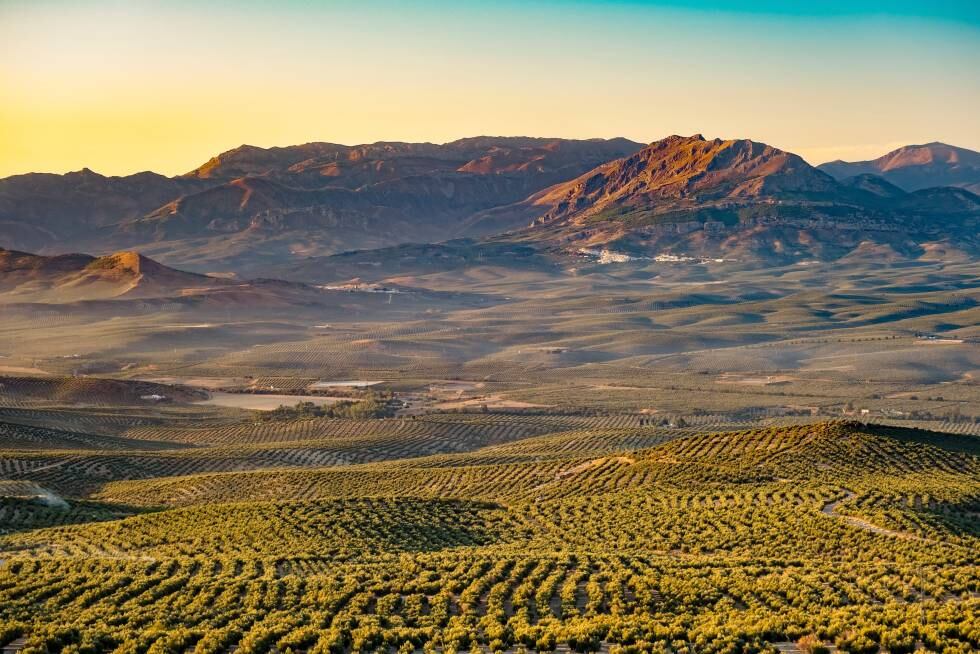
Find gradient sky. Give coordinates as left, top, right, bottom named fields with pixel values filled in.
left=1, top=0, right=978, bottom=177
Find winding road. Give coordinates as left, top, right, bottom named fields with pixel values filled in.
left=821, top=491, right=928, bottom=541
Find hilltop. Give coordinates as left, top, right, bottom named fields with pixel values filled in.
left=0, top=249, right=216, bottom=302
left=525, top=134, right=839, bottom=225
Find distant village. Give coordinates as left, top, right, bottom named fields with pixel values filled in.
left=576, top=247, right=729, bottom=265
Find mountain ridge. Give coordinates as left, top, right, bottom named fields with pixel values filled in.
left=0, top=136, right=644, bottom=268
left=2, top=135, right=979, bottom=273
left=525, top=134, right=841, bottom=226
left=818, top=142, right=980, bottom=194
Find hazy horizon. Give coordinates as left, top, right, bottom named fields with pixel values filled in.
left=2, top=0, right=978, bottom=178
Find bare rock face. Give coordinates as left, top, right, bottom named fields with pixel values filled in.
left=526, top=134, right=839, bottom=226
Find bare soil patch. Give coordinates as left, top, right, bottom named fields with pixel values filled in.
left=716, top=373, right=796, bottom=386
left=432, top=394, right=551, bottom=411
left=195, top=392, right=347, bottom=411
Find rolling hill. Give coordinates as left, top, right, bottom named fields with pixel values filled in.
left=0, top=248, right=444, bottom=316
left=1, top=414, right=977, bottom=652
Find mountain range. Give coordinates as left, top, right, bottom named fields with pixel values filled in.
left=1, top=136, right=978, bottom=275
left=487, top=135, right=980, bottom=262
left=818, top=142, right=980, bottom=194
left=0, top=137, right=641, bottom=270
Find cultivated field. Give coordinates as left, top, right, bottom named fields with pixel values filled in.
left=0, top=258, right=977, bottom=653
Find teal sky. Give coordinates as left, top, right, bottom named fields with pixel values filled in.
left=566, top=1, right=980, bottom=22
left=1, top=0, right=978, bottom=176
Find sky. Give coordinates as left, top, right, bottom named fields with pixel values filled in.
left=1, top=0, right=978, bottom=178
